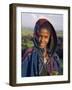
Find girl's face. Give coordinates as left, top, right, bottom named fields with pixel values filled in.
left=39, top=28, right=50, bottom=49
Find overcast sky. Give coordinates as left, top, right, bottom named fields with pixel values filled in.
left=21, top=13, right=63, bottom=31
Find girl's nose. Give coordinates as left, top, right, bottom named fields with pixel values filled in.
left=41, top=37, right=45, bottom=42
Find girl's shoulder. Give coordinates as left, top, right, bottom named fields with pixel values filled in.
left=22, top=47, right=37, bottom=61
left=22, top=48, right=33, bottom=61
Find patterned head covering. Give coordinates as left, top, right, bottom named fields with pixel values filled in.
left=33, top=18, right=57, bottom=56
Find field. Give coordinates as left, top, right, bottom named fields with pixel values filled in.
left=21, top=28, right=33, bottom=36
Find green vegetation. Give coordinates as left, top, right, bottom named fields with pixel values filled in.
left=21, top=27, right=33, bottom=36
left=56, top=31, right=63, bottom=37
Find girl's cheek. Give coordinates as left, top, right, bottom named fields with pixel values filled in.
left=45, top=37, right=49, bottom=43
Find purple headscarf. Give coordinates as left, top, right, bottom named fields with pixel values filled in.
left=33, top=18, right=57, bottom=56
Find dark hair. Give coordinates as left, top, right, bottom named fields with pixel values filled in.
left=33, top=18, right=57, bottom=56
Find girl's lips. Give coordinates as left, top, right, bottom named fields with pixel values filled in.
left=40, top=44, right=45, bottom=45
left=40, top=43, right=46, bottom=47
left=40, top=42, right=46, bottom=45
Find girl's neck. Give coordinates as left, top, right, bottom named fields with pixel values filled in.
left=43, top=48, right=48, bottom=58
left=43, top=49, right=49, bottom=64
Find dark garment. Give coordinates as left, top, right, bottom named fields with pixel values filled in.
left=21, top=47, right=61, bottom=77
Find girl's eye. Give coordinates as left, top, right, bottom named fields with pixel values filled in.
left=45, top=36, right=48, bottom=38
left=39, top=35, right=48, bottom=38
left=39, top=35, right=42, bottom=37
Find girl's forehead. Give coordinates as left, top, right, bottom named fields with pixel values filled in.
left=39, top=28, right=50, bottom=34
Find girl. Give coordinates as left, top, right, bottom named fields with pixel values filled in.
left=22, top=19, right=61, bottom=77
